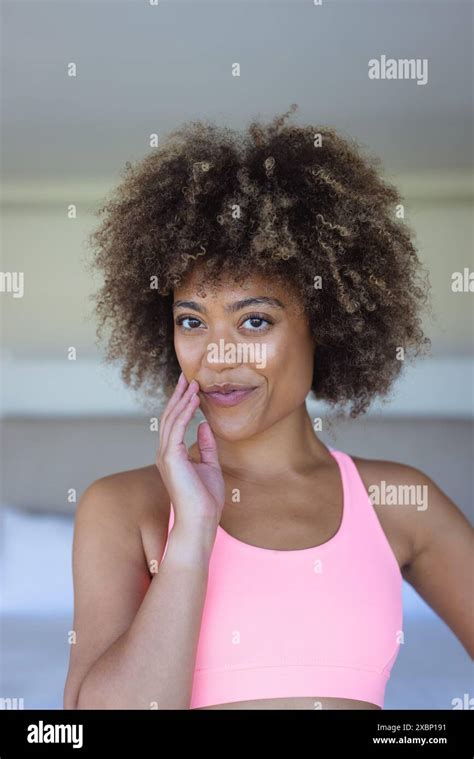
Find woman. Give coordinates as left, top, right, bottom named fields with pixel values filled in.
left=64, top=106, right=473, bottom=710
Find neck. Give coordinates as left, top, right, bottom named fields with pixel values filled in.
left=193, top=404, right=330, bottom=482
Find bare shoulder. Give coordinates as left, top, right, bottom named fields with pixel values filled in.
left=351, top=455, right=433, bottom=496
left=64, top=465, right=171, bottom=708
left=80, top=464, right=168, bottom=521
left=351, top=455, right=470, bottom=572
left=77, top=464, right=171, bottom=573
left=347, top=456, right=422, bottom=571
left=351, top=455, right=474, bottom=657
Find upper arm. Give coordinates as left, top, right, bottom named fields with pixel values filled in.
left=63, top=475, right=159, bottom=709
left=402, top=467, right=474, bottom=658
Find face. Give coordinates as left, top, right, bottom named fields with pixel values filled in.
left=173, top=266, right=316, bottom=441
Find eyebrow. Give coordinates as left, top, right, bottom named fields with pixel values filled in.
left=172, top=296, right=286, bottom=314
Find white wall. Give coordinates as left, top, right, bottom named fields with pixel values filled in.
left=1, top=171, right=473, bottom=417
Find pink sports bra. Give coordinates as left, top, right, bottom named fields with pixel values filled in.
left=163, top=448, right=403, bottom=709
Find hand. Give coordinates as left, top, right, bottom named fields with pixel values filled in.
left=156, top=372, right=225, bottom=538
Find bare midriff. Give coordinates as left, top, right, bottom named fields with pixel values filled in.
left=194, top=696, right=380, bottom=710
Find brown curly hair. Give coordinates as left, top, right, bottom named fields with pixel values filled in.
left=87, top=104, right=430, bottom=418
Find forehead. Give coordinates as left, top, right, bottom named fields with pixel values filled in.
left=174, top=267, right=296, bottom=304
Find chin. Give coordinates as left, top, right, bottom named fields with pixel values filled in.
left=204, top=415, right=260, bottom=442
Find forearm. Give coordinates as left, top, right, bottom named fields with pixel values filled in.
left=76, top=530, right=211, bottom=710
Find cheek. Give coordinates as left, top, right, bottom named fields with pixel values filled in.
left=267, top=330, right=314, bottom=391
left=266, top=327, right=312, bottom=367
left=262, top=341, right=286, bottom=373
left=174, top=335, right=203, bottom=370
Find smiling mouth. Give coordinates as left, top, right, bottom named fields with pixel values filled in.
left=201, top=387, right=258, bottom=408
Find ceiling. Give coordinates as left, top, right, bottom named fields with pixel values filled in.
left=2, top=0, right=472, bottom=180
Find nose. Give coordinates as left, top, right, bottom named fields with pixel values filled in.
left=201, top=322, right=246, bottom=371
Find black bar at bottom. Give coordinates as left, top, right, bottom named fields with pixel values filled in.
left=0, top=708, right=471, bottom=757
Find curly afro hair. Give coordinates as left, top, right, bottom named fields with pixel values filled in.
left=87, top=104, right=430, bottom=418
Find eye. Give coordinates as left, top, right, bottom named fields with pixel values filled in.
left=239, top=313, right=274, bottom=332
left=175, top=315, right=203, bottom=331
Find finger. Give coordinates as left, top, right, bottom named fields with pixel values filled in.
left=197, top=421, right=220, bottom=468
left=159, top=371, right=187, bottom=449
left=167, top=390, right=201, bottom=452
left=160, top=378, right=199, bottom=450
left=159, top=371, right=187, bottom=434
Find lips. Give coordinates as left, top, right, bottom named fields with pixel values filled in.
left=201, top=386, right=258, bottom=408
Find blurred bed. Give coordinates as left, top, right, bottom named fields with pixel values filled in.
left=1, top=502, right=471, bottom=710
